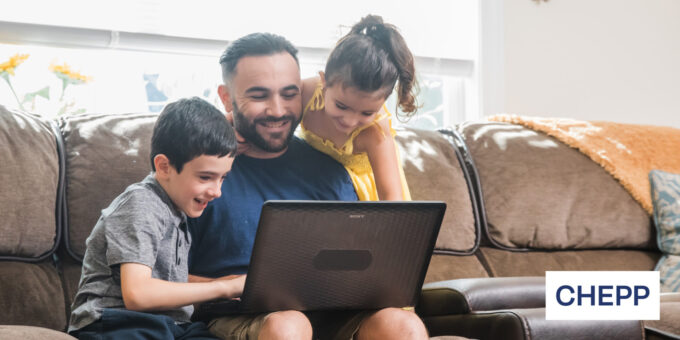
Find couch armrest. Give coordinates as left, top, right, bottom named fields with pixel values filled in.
left=644, top=293, right=680, bottom=339
left=509, top=308, right=644, bottom=340
left=661, top=292, right=680, bottom=303
left=417, top=277, right=546, bottom=317
left=423, top=308, right=644, bottom=340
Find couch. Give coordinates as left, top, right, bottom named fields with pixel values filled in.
left=1, top=105, right=678, bottom=339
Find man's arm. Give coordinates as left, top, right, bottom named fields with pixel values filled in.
left=120, top=263, right=245, bottom=311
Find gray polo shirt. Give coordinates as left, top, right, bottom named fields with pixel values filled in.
left=68, top=174, right=192, bottom=332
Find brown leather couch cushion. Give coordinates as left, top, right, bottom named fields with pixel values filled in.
left=57, top=248, right=83, bottom=314
left=0, top=326, right=76, bottom=340
left=59, top=112, right=158, bottom=260
left=0, top=106, right=60, bottom=260
left=397, top=128, right=478, bottom=253
left=479, top=247, right=660, bottom=277
left=424, top=311, right=525, bottom=339
left=459, top=122, right=654, bottom=250
left=424, top=254, right=489, bottom=283
left=0, top=261, right=67, bottom=331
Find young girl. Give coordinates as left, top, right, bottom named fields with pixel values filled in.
left=300, top=14, right=417, bottom=201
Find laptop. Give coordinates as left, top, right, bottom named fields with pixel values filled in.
left=195, top=200, right=445, bottom=318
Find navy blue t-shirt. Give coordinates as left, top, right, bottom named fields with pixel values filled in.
left=188, top=137, right=357, bottom=277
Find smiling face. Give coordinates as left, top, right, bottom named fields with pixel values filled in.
left=156, top=154, right=234, bottom=218
left=322, top=83, right=387, bottom=135
left=219, top=52, right=302, bottom=158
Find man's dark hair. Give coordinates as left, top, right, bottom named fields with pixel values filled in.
left=150, top=97, right=236, bottom=173
left=219, top=32, right=299, bottom=84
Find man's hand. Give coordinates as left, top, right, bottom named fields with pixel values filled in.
left=225, top=111, right=250, bottom=155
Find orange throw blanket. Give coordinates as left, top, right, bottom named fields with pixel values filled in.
left=489, top=114, right=680, bottom=215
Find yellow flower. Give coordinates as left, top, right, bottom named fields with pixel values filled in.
left=49, top=62, right=92, bottom=83
left=0, top=54, right=29, bottom=76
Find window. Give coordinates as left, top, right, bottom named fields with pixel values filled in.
left=1, top=0, right=479, bottom=128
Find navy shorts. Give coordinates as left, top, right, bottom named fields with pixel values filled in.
left=71, top=308, right=218, bottom=340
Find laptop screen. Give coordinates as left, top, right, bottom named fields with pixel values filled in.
left=239, top=200, right=446, bottom=313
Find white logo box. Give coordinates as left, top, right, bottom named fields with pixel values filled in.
left=545, top=271, right=660, bottom=320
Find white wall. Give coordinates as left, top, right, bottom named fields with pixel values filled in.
left=501, top=0, right=680, bottom=128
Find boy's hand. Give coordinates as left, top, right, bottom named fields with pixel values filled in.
left=225, top=112, right=250, bottom=155
left=215, top=274, right=246, bottom=298
left=215, top=274, right=243, bottom=281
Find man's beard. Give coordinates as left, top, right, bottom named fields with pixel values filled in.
left=232, top=102, right=300, bottom=153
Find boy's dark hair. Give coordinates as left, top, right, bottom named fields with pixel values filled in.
left=150, top=97, right=236, bottom=173
left=219, top=32, right=299, bottom=84
left=325, top=14, right=419, bottom=118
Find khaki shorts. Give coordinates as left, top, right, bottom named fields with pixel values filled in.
left=208, top=310, right=375, bottom=340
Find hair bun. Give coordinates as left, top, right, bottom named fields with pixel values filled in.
left=351, top=15, right=388, bottom=39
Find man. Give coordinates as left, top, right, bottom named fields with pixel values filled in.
left=188, top=32, right=428, bottom=340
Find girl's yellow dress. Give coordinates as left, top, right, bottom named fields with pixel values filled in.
left=298, top=82, right=411, bottom=201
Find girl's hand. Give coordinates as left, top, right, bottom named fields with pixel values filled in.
left=225, top=111, right=250, bottom=155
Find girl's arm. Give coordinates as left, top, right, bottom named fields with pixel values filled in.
left=355, top=118, right=404, bottom=200
left=301, top=76, right=321, bottom=111
left=120, top=262, right=245, bottom=311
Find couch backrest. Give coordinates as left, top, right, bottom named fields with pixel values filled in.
left=59, top=112, right=158, bottom=261
left=0, top=105, right=68, bottom=331
left=396, top=127, right=491, bottom=282
left=459, top=122, right=655, bottom=251
left=0, top=105, right=62, bottom=261
left=58, top=114, right=485, bottom=263
left=477, top=247, right=660, bottom=277
left=55, top=117, right=488, bottom=296
left=396, top=127, right=480, bottom=255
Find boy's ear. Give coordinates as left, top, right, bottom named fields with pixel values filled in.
left=153, top=154, right=172, bottom=179
left=218, top=84, right=234, bottom=113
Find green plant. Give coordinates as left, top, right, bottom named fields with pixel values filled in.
left=1, top=53, right=91, bottom=115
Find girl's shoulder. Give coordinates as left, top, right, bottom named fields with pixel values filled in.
left=353, top=111, right=394, bottom=153
left=301, top=76, right=323, bottom=113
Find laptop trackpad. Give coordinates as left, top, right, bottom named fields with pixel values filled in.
left=313, top=250, right=372, bottom=271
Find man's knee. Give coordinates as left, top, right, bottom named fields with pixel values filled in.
left=260, top=310, right=312, bottom=339
left=358, top=308, right=427, bottom=339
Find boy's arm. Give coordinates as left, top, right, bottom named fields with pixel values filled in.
left=355, top=119, right=404, bottom=201
left=188, top=274, right=243, bottom=283
left=120, top=263, right=245, bottom=311
left=188, top=274, right=214, bottom=283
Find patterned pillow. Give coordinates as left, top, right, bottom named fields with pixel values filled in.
left=649, top=169, right=680, bottom=292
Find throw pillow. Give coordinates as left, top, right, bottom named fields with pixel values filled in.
left=649, top=169, right=680, bottom=292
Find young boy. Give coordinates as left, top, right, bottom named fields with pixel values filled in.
left=68, top=97, right=244, bottom=340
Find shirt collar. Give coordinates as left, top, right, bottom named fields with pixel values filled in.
left=142, top=172, right=188, bottom=225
